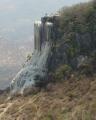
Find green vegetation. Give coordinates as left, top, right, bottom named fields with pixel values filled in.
left=60, top=1, right=96, bottom=52
left=51, top=1, right=96, bottom=80
left=54, top=64, right=72, bottom=81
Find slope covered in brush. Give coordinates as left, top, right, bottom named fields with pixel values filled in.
left=50, top=1, right=96, bottom=79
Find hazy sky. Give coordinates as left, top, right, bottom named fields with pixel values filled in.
left=0, top=0, right=88, bottom=28
left=0, top=0, right=90, bottom=41
left=0, top=0, right=90, bottom=19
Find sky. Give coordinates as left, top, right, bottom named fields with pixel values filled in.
left=0, top=0, right=90, bottom=89
left=0, top=0, right=90, bottom=42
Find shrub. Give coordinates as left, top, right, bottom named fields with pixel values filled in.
left=54, top=64, right=72, bottom=81
left=26, top=54, right=32, bottom=62
left=79, top=63, right=93, bottom=76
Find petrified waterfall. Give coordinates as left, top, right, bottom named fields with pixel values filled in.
left=10, top=18, right=53, bottom=95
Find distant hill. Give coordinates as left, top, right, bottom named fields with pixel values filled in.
left=0, top=36, right=33, bottom=89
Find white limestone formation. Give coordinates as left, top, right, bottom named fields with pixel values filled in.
left=10, top=19, right=53, bottom=95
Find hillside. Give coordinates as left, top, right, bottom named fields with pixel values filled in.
left=49, top=1, right=96, bottom=76
left=0, top=1, right=96, bottom=120
left=0, top=75, right=96, bottom=120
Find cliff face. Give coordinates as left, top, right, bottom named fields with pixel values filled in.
left=10, top=1, right=96, bottom=95
left=48, top=1, right=96, bottom=78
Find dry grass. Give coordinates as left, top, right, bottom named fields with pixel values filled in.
left=0, top=75, right=96, bottom=120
